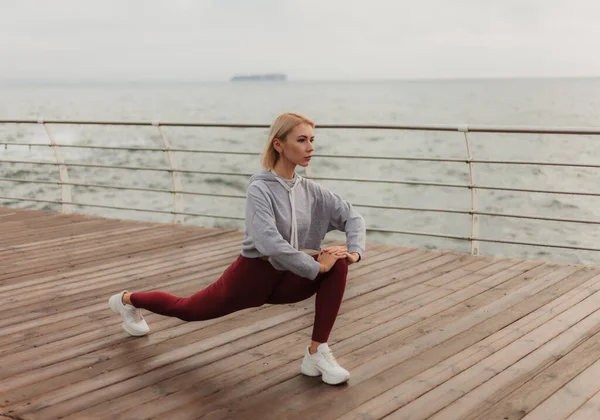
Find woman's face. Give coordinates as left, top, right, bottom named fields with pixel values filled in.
left=275, top=123, right=315, bottom=168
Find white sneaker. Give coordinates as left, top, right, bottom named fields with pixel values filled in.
left=108, top=291, right=149, bottom=336
left=300, top=343, right=350, bottom=385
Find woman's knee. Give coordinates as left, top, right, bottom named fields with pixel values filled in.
left=331, top=258, right=348, bottom=276
left=329, top=258, right=348, bottom=278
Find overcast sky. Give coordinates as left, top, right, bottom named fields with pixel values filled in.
left=1, top=0, right=599, bottom=81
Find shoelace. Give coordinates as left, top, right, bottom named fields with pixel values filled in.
left=132, top=308, right=144, bottom=323
left=322, top=350, right=340, bottom=368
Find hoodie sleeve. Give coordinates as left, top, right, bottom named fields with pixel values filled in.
left=246, top=184, right=321, bottom=280
left=320, top=186, right=366, bottom=258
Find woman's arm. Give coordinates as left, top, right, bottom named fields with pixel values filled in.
left=319, top=186, right=366, bottom=259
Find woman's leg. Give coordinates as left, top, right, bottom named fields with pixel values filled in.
left=128, top=256, right=281, bottom=321
left=267, top=258, right=350, bottom=385
left=267, top=258, right=348, bottom=343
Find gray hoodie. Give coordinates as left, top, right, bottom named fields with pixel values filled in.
left=241, top=170, right=366, bottom=280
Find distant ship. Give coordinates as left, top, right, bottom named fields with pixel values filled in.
left=230, top=73, right=287, bottom=82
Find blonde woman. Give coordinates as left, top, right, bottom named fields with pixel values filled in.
left=109, top=112, right=366, bottom=385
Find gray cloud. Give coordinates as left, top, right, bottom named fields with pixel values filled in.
left=1, top=0, right=598, bottom=81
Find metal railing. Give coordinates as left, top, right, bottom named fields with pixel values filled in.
left=2, top=118, right=600, bottom=255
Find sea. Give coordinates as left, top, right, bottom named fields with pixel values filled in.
left=1, top=78, right=600, bottom=264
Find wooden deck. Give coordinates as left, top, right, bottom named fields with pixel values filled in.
left=2, top=208, right=600, bottom=420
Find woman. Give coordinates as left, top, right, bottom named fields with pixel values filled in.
left=109, top=112, right=366, bottom=385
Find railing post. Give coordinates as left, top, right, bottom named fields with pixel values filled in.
left=459, top=124, right=480, bottom=255
left=40, top=119, right=73, bottom=214
left=154, top=121, right=184, bottom=224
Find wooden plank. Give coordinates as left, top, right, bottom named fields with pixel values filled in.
left=0, top=228, right=236, bottom=284
left=565, top=389, right=600, bottom=420
left=424, top=286, right=600, bottom=420
left=0, top=227, right=154, bottom=267
left=0, top=226, right=212, bottom=279
left=0, top=248, right=241, bottom=352
left=340, top=268, right=600, bottom=420
left=0, top=234, right=244, bottom=307
left=367, top=266, right=596, bottom=420
left=0, top=223, right=154, bottom=257
left=0, top=230, right=242, bottom=293
left=520, top=357, right=600, bottom=420
left=474, top=331, right=600, bottom=420
left=0, top=238, right=242, bottom=320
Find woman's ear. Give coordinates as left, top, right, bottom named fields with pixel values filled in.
left=272, top=138, right=283, bottom=153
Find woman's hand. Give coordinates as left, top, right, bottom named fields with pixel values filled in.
left=322, top=245, right=360, bottom=265
left=317, top=247, right=347, bottom=273
left=345, top=252, right=360, bottom=264
left=321, top=245, right=347, bottom=255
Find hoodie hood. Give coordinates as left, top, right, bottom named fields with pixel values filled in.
left=248, top=169, right=301, bottom=187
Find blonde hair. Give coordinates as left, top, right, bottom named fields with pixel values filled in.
left=261, top=112, right=315, bottom=169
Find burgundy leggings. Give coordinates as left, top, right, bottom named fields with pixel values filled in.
left=130, top=255, right=348, bottom=343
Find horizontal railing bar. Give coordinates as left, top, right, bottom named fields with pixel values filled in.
left=467, top=125, right=600, bottom=135
left=473, top=159, right=600, bottom=169
left=7, top=141, right=600, bottom=170
left=0, top=142, right=262, bottom=156
left=0, top=120, right=271, bottom=128
left=474, top=185, right=600, bottom=197
left=354, top=203, right=469, bottom=214
left=0, top=142, right=166, bottom=152
left=0, top=159, right=59, bottom=167
left=5, top=178, right=600, bottom=225
left=310, top=175, right=469, bottom=188
left=0, top=161, right=466, bottom=186
left=0, top=159, right=173, bottom=173
left=5, top=143, right=600, bottom=168
left=0, top=143, right=467, bottom=163
left=474, top=211, right=600, bottom=225
left=366, top=227, right=469, bottom=241
left=0, top=196, right=245, bottom=220
left=3, top=196, right=600, bottom=251
left=320, top=154, right=464, bottom=162
left=0, top=196, right=63, bottom=206
left=474, top=237, right=600, bottom=252
left=4, top=161, right=600, bottom=195
left=2, top=119, right=600, bottom=135
left=0, top=159, right=166, bottom=172
left=0, top=178, right=247, bottom=198
left=356, top=204, right=600, bottom=225
left=367, top=227, right=600, bottom=252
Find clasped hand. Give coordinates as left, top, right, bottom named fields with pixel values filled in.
left=317, top=245, right=359, bottom=273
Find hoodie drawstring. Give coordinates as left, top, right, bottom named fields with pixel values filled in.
left=273, top=176, right=301, bottom=250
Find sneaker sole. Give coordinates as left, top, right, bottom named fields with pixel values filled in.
left=322, top=372, right=350, bottom=385
left=300, top=361, right=350, bottom=385
left=122, top=322, right=149, bottom=337
left=300, top=361, right=321, bottom=377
